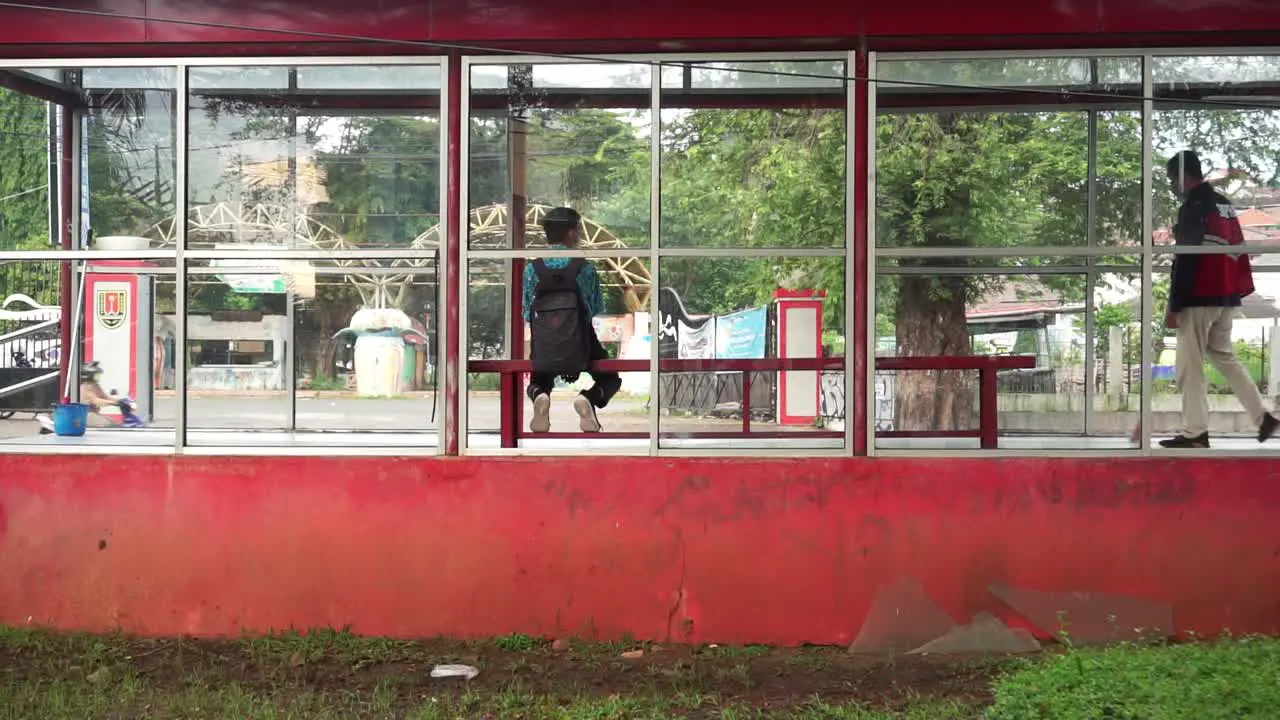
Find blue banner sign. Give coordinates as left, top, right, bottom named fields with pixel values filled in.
left=715, top=306, right=767, bottom=359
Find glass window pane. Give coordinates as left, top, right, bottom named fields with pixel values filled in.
left=876, top=57, right=1141, bottom=93
left=0, top=259, right=177, bottom=448
left=1146, top=52, right=1280, bottom=454
left=187, top=65, right=442, bottom=250
left=185, top=258, right=438, bottom=447
left=875, top=56, right=1142, bottom=250
left=1152, top=54, right=1280, bottom=254
left=874, top=264, right=1139, bottom=450
left=81, top=67, right=176, bottom=90
left=659, top=61, right=846, bottom=248
left=660, top=60, right=846, bottom=89
left=189, top=66, right=290, bottom=91
left=0, top=66, right=178, bottom=253
left=656, top=255, right=845, bottom=450
left=531, top=63, right=651, bottom=89
left=1154, top=55, right=1280, bottom=86
left=295, top=65, right=442, bottom=91
left=467, top=62, right=651, bottom=249
left=466, top=255, right=652, bottom=451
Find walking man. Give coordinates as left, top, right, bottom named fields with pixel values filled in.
left=524, top=206, right=622, bottom=433
left=1161, top=150, right=1278, bottom=448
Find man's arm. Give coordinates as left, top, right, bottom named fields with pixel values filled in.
left=578, top=263, right=605, bottom=317
left=1168, top=202, right=1205, bottom=315
left=522, top=263, right=537, bottom=323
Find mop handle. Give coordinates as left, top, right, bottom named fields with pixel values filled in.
left=62, top=263, right=88, bottom=402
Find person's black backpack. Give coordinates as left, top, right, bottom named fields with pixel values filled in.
left=529, top=258, right=591, bottom=374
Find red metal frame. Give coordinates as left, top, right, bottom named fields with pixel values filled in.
left=164, top=83, right=1275, bottom=117
left=3, top=0, right=1280, bottom=50
left=0, top=70, right=81, bottom=107
left=852, top=50, right=868, bottom=455
left=443, top=51, right=462, bottom=454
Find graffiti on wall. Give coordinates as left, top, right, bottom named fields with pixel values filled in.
left=816, top=372, right=896, bottom=430
left=875, top=373, right=895, bottom=431
left=820, top=372, right=845, bottom=422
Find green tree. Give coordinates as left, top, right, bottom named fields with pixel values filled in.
left=0, top=88, right=50, bottom=252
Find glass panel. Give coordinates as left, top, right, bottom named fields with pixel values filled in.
left=659, top=66, right=846, bottom=248
left=0, top=259, right=177, bottom=448
left=184, top=261, right=290, bottom=434
left=295, top=65, right=442, bottom=91
left=81, top=67, right=176, bottom=89
left=531, top=63, right=651, bottom=89
left=1143, top=257, right=1280, bottom=451
left=1146, top=54, right=1280, bottom=453
left=875, top=56, right=1142, bottom=253
left=876, top=57, right=1142, bottom=92
left=87, top=71, right=178, bottom=251
left=0, top=259, right=68, bottom=448
left=1152, top=55, right=1280, bottom=251
left=1153, top=55, right=1280, bottom=86
left=467, top=62, right=651, bottom=249
left=874, top=267, right=1139, bottom=450
left=0, top=84, right=55, bottom=251
left=185, top=257, right=438, bottom=446
left=0, top=65, right=178, bottom=253
left=189, top=66, right=290, bottom=91
left=293, top=262, right=437, bottom=436
left=656, top=255, right=845, bottom=450
left=466, top=255, right=652, bottom=451
left=187, top=65, right=442, bottom=250
left=21, top=69, right=65, bottom=85
left=659, top=60, right=846, bottom=89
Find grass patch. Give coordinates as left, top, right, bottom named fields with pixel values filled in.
left=988, top=636, right=1280, bottom=720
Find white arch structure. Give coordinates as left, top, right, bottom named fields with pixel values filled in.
left=148, top=202, right=651, bottom=311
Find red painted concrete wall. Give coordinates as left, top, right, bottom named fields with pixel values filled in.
left=0, top=454, right=1276, bottom=645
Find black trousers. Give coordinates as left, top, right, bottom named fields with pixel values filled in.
left=527, top=332, right=622, bottom=409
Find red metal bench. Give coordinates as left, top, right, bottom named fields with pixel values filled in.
left=874, top=355, right=1036, bottom=449
left=467, top=355, right=1035, bottom=449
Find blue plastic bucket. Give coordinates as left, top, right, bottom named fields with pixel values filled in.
left=53, top=402, right=90, bottom=437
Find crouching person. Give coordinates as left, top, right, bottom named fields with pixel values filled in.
left=524, top=207, right=622, bottom=433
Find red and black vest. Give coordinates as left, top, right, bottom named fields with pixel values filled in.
left=1174, top=183, right=1255, bottom=306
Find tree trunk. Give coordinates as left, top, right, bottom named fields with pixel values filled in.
left=894, top=274, right=975, bottom=431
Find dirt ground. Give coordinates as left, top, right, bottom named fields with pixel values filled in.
left=0, top=631, right=1009, bottom=717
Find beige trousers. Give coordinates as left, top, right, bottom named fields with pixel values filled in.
left=1175, top=306, right=1267, bottom=435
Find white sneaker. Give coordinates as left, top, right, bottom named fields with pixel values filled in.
left=529, top=394, right=551, bottom=433
left=573, top=395, right=601, bottom=433
left=35, top=413, right=54, bottom=434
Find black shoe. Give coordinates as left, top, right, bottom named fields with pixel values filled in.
left=1159, top=432, right=1210, bottom=449
left=1258, top=413, right=1279, bottom=443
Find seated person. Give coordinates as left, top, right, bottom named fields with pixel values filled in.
left=36, top=361, right=121, bottom=434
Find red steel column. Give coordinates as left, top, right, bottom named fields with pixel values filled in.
left=852, top=49, right=870, bottom=455
left=444, top=52, right=462, bottom=454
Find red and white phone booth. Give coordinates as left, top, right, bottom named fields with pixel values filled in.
left=83, top=255, right=155, bottom=417
left=775, top=289, right=826, bottom=426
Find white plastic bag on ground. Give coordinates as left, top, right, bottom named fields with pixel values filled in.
left=430, top=664, right=479, bottom=680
